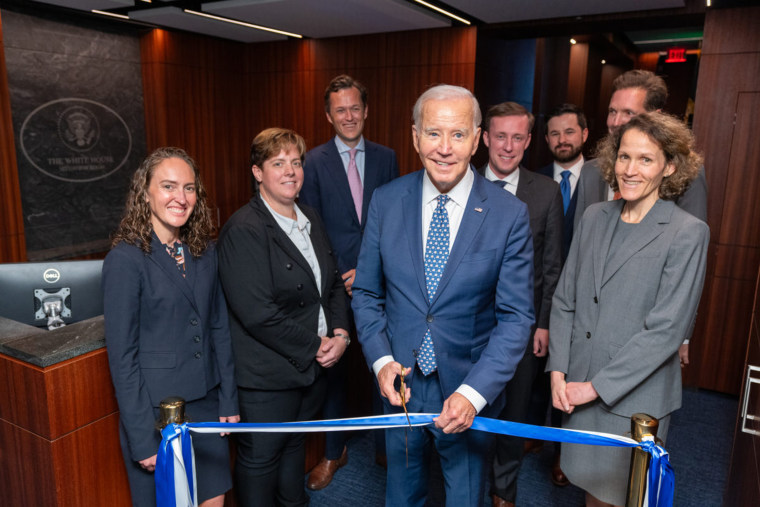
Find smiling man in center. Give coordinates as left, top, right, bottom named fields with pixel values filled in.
left=352, top=84, right=535, bottom=507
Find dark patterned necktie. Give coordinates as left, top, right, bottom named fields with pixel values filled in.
left=418, top=194, right=450, bottom=375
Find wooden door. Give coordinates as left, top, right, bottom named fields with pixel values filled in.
left=724, top=266, right=760, bottom=504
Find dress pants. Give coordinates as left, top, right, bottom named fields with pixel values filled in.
left=385, top=366, right=491, bottom=507
left=492, top=344, right=540, bottom=502
left=235, top=376, right=327, bottom=507
left=322, top=358, right=348, bottom=459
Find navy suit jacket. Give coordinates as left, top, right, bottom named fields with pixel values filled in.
left=352, top=169, right=535, bottom=411
left=301, top=138, right=399, bottom=274
left=538, top=163, right=578, bottom=260
left=103, top=235, right=238, bottom=461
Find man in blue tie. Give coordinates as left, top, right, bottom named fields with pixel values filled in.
left=537, top=103, right=589, bottom=261
left=535, top=103, right=589, bottom=486
left=352, top=85, right=534, bottom=507
left=301, top=74, right=399, bottom=489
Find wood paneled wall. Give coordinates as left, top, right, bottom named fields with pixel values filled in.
left=142, top=27, right=477, bottom=226
left=686, top=6, right=760, bottom=394
left=0, top=11, right=26, bottom=262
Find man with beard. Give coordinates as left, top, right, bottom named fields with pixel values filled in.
left=537, top=104, right=589, bottom=260
left=532, top=104, right=589, bottom=488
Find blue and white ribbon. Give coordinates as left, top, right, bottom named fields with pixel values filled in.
left=156, top=414, right=673, bottom=507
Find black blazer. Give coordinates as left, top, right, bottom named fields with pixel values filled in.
left=217, top=196, right=349, bottom=390
left=478, top=166, right=564, bottom=332
left=300, top=138, right=399, bottom=274
left=103, top=235, right=238, bottom=461
left=537, top=163, right=577, bottom=260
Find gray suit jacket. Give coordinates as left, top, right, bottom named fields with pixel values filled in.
left=547, top=199, right=709, bottom=418
left=574, top=158, right=708, bottom=231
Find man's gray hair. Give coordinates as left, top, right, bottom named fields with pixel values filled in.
left=412, top=84, right=481, bottom=131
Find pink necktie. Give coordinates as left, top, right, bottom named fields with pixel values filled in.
left=347, top=148, right=363, bottom=223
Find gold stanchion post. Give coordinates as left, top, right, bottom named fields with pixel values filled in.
left=626, top=413, right=659, bottom=507
left=157, top=396, right=187, bottom=430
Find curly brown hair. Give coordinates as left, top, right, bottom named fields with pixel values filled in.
left=111, top=147, right=214, bottom=257
left=595, top=112, right=703, bottom=200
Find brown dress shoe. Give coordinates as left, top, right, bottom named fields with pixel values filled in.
left=551, top=453, right=569, bottom=487
left=306, top=446, right=348, bottom=490
left=490, top=494, right=515, bottom=507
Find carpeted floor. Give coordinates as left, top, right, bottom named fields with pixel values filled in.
left=307, top=388, right=737, bottom=506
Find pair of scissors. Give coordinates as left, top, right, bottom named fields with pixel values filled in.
left=399, top=369, right=412, bottom=429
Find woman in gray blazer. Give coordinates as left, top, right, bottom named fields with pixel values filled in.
left=103, top=147, right=240, bottom=507
left=547, top=113, right=709, bottom=507
left=217, top=128, right=350, bottom=507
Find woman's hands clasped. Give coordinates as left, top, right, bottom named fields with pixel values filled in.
left=316, top=328, right=349, bottom=367
left=550, top=371, right=599, bottom=414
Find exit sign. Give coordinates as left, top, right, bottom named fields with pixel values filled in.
left=666, top=48, right=687, bottom=63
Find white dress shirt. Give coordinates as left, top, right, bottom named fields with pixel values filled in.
left=551, top=156, right=584, bottom=197
left=484, top=164, right=519, bottom=196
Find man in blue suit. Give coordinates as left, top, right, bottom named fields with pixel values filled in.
left=352, top=85, right=535, bottom=507
left=300, top=74, right=398, bottom=489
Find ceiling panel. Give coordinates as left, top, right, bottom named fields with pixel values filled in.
left=446, top=0, right=686, bottom=24
left=33, top=0, right=132, bottom=11
left=203, top=0, right=450, bottom=39
left=129, top=6, right=287, bottom=42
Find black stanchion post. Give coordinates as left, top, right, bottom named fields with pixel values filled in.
left=626, top=413, right=659, bottom=507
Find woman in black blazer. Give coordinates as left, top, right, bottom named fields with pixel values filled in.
left=217, top=128, right=350, bottom=507
left=103, top=147, right=239, bottom=507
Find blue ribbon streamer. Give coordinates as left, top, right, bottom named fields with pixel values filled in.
left=156, top=414, right=673, bottom=507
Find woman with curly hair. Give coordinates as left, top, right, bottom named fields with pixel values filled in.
left=103, top=147, right=239, bottom=507
left=547, top=113, right=709, bottom=507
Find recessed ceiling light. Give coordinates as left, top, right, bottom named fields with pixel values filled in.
left=183, top=9, right=302, bottom=38
left=92, top=9, right=129, bottom=20
left=414, top=0, right=470, bottom=26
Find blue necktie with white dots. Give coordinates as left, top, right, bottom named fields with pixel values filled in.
left=418, top=194, right=450, bottom=375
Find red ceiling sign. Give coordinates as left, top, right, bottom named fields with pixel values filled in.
left=666, top=48, right=687, bottom=63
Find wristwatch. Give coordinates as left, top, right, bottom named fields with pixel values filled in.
left=335, top=332, right=351, bottom=347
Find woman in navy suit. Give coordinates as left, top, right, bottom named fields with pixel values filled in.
left=217, top=128, right=350, bottom=507
left=548, top=113, right=709, bottom=507
left=103, top=147, right=239, bottom=507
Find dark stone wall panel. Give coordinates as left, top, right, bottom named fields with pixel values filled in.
left=3, top=10, right=145, bottom=260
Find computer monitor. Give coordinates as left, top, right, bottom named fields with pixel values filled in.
left=0, top=260, right=104, bottom=329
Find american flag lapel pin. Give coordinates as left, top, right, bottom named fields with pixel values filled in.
left=474, top=207, right=483, bottom=213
